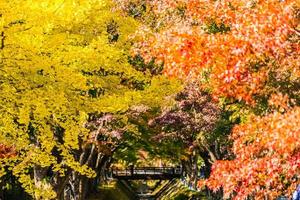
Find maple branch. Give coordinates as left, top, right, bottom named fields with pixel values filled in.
left=204, top=145, right=217, bottom=163
left=294, top=28, right=300, bottom=36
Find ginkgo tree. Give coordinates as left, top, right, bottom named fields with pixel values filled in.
left=0, top=0, right=181, bottom=199
left=119, top=0, right=300, bottom=199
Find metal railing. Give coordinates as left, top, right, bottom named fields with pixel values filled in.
left=111, top=167, right=182, bottom=177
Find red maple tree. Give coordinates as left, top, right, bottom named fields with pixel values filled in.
left=201, top=105, right=300, bottom=199
left=120, top=0, right=300, bottom=198
left=130, top=0, right=299, bottom=103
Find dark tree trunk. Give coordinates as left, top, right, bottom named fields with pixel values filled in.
left=181, top=150, right=199, bottom=189
left=198, top=147, right=223, bottom=200
left=1, top=31, right=4, bottom=50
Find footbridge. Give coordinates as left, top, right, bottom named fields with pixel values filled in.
left=107, top=167, right=182, bottom=200
left=110, top=167, right=182, bottom=180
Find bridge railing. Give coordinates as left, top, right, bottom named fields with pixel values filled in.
left=111, top=167, right=182, bottom=177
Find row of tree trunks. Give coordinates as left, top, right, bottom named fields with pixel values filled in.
left=32, top=117, right=120, bottom=200
left=31, top=146, right=112, bottom=200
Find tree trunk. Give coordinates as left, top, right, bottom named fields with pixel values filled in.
left=181, top=150, right=199, bottom=189
left=1, top=31, right=5, bottom=50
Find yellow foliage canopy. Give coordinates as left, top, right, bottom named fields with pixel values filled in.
left=0, top=0, right=181, bottom=198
